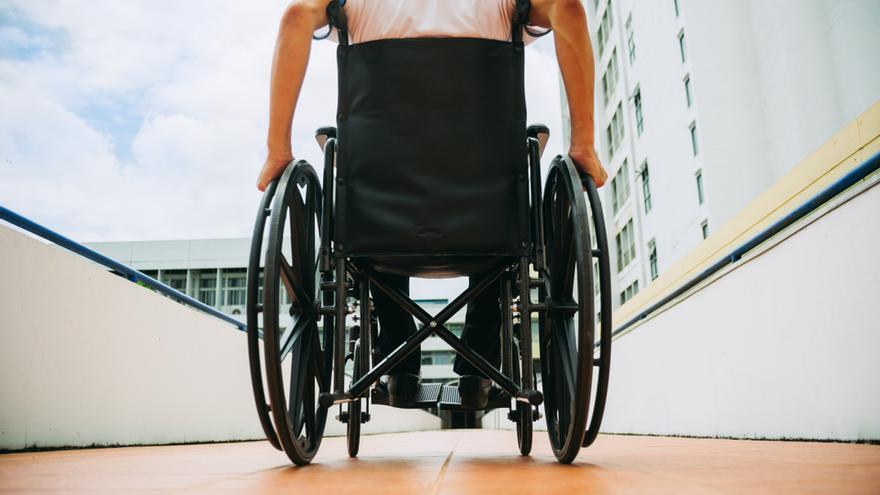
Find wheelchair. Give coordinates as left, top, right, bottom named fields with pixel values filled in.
left=245, top=1, right=612, bottom=466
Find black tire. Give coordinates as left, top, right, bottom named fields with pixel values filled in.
left=263, top=161, right=331, bottom=466
left=348, top=281, right=373, bottom=457
left=516, top=402, right=533, bottom=455
left=539, top=155, right=601, bottom=464
left=347, top=340, right=362, bottom=458
left=581, top=165, right=613, bottom=448
left=511, top=337, right=533, bottom=456
left=246, top=180, right=281, bottom=450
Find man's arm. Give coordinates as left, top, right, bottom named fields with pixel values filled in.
left=531, top=0, right=608, bottom=187
left=257, top=0, right=330, bottom=191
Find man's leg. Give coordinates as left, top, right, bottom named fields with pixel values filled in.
left=370, top=273, right=420, bottom=375
left=453, top=274, right=502, bottom=378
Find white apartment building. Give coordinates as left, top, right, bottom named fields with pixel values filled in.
left=576, top=0, right=880, bottom=308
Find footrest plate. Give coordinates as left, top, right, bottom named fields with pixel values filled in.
left=371, top=383, right=442, bottom=409
left=438, top=385, right=510, bottom=411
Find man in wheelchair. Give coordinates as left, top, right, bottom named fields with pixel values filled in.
left=249, top=0, right=612, bottom=465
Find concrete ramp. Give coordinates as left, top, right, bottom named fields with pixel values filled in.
left=1, top=430, right=878, bottom=494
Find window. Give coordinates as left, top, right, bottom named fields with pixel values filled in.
left=626, top=15, right=636, bottom=64
left=673, top=0, right=680, bottom=17
left=197, top=271, right=217, bottom=307
left=701, top=220, right=710, bottom=239
left=689, top=121, right=699, bottom=156
left=160, top=269, right=187, bottom=293
left=695, top=169, right=705, bottom=204
left=633, top=87, right=644, bottom=135
left=648, top=239, right=658, bottom=280
left=684, top=74, right=693, bottom=107
left=678, top=31, right=687, bottom=63
left=422, top=351, right=455, bottom=366
left=620, top=280, right=640, bottom=305
left=597, top=0, right=614, bottom=55
left=601, top=49, right=619, bottom=107
left=615, top=219, right=636, bottom=272
left=611, top=159, right=631, bottom=213
left=605, top=102, right=625, bottom=160
left=640, top=161, right=652, bottom=213
left=222, top=268, right=247, bottom=306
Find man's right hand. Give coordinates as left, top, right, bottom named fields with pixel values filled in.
left=569, top=146, right=608, bottom=188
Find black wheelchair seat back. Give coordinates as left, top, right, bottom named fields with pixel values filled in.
left=333, top=33, right=531, bottom=277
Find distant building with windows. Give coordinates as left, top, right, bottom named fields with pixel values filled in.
left=571, top=0, right=879, bottom=309
left=85, top=238, right=470, bottom=384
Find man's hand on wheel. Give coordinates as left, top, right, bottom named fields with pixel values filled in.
left=257, top=151, right=294, bottom=192
left=568, top=146, right=608, bottom=188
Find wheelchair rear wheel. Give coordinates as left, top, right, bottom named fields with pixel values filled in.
left=539, top=156, right=612, bottom=464
left=246, top=180, right=281, bottom=451
left=262, top=162, right=331, bottom=466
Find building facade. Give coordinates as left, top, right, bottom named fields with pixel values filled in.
left=577, top=0, right=880, bottom=308
left=85, top=238, right=467, bottom=384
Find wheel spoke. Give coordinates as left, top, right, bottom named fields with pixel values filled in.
left=287, top=320, right=313, bottom=437
left=280, top=314, right=311, bottom=362
left=310, top=323, right=327, bottom=391
left=302, top=370, right=317, bottom=440
left=550, top=335, right=568, bottom=442
left=280, top=254, right=312, bottom=307
left=555, top=318, right=578, bottom=401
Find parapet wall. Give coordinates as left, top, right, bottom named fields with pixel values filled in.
left=0, top=226, right=437, bottom=451
left=600, top=178, right=880, bottom=441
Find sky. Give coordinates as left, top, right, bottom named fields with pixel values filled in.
left=0, top=0, right=566, bottom=243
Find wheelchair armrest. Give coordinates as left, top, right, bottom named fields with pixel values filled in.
left=527, top=124, right=550, bottom=159
left=315, top=126, right=337, bottom=151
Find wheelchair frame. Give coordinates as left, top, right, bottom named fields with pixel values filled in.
left=247, top=126, right=613, bottom=465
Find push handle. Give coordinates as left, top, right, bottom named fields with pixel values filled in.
left=527, top=124, right=550, bottom=159
left=315, top=126, right=337, bottom=151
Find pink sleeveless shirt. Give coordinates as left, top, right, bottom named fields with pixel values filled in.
left=332, top=0, right=536, bottom=44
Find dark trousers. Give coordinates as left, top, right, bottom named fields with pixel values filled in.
left=371, top=272, right=501, bottom=377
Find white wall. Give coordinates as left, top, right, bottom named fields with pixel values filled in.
left=0, top=225, right=437, bottom=451
left=600, top=180, right=880, bottom=441
left=484, top=177, right=880, bottom=440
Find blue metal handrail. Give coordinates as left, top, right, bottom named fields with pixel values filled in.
left=611, top=151, right=880, bottom=339
left=0, top=206, right=246, bottom=332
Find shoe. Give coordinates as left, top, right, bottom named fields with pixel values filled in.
left=384, top=373, right=421, bottom=407
left=458, top=375, right=492, bottom=409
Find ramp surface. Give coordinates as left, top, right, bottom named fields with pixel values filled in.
left=2, top=430, right=878, bottom=494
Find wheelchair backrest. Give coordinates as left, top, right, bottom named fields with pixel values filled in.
left=331, top=6, right=532, bottom=268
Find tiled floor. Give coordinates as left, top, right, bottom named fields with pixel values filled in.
left=2, top=430, right=878, bottom=494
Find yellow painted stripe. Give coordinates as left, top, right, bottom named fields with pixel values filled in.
left=613, top=100, right=880, bottom=329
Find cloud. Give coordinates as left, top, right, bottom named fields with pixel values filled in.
left=0, top=1, right=564, bottom=243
